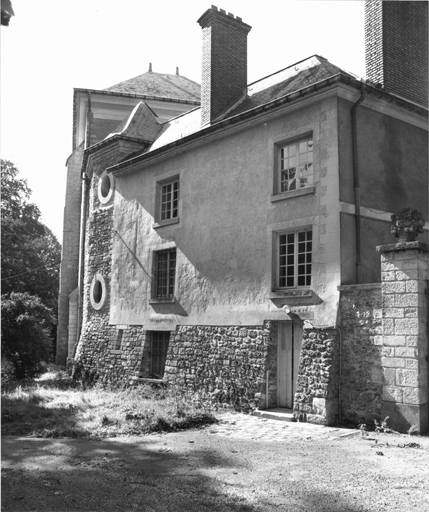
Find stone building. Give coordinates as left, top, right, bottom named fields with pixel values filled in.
left=58, top=2, right=429, bottom=433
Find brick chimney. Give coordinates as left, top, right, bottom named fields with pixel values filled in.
left=365, top=0, right=428, bottom=107
left=197, top=6, right=251, bottom=126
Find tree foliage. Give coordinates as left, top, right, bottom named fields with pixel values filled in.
left=1, top=292, right=54, bottom=379
left=1, top=160, right=61, bottom=311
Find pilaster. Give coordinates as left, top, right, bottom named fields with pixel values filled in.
left=377, top=241, right=428, bottom=434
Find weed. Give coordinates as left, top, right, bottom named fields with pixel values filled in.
left=2, top=369, right=217, bottom=439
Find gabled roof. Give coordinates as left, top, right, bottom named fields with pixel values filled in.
left=104, top=70, right=201, bottom=103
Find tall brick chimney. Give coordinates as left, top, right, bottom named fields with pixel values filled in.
left=365, top=0, right=428, bottom=107
left=197, top=6, right=251, bottom=126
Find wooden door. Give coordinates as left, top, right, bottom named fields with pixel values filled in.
left=277, top=322, right=302, bottom=408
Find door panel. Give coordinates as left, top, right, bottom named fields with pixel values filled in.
left=277, top=322, right=302, bottom=408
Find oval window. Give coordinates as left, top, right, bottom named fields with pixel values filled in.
left=90, top=273, right=107, bottom=310
left=98, top=172, right=114, bottom=204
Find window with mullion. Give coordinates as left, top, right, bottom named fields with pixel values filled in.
left=279, top=139, right=313, bottom=193
left=160, top=180, right=179, bottom=221
left=278, top=230, right=312, bottom=288
left=154, top=248, right=176, bottom=299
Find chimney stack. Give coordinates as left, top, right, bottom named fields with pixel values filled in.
left=365, top=0, right=428, bottom=107
left=197, top=6, right=251, bottom=126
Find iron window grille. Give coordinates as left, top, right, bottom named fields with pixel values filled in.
left=278, top=230, right=312, bottom=288
left=279, top=139, right=313, bottom=192
left=154, top=248, right=177, bottom=299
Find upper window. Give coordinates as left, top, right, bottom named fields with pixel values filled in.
left=153, top=248, right=177, bottom=300
left=277, top=230, right=312, bottom=289
left=160, top=178, right=179, bottom=221
left=278, top=138, right=313, bottom=193
left=98, top=171, right=115, bottom=205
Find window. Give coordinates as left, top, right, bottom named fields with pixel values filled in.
left=114, top=329, right=123, bottom=351
left=160, top=179, right=179, bottom=221
left=278, top=138, right=313, bottom=193
left=151, top=331, right=170, bottom=379
left=153, top=248, right=176, bottom=299
left=90, top=273, right=107, bottom=310
left=98, top=171, right=115, bottom=204
left=277, top=230, right=312, bottom=288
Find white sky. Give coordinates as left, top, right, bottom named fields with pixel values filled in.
left=0, top=0, right=366, bottom=241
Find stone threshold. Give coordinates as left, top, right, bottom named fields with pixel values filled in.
left=252, top=407, right=295, bottom=422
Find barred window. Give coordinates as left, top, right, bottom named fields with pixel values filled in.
left=278, top=230, right=312, bottom=288
left=153, top=248, right=176, bottom=299
left=150, top=331, right=170, bottom=379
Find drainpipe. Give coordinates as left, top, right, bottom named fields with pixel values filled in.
left=351, top=83, right=366, bottom=284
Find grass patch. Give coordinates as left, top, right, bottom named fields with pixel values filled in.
left=1, top=370, right=217, bottom=439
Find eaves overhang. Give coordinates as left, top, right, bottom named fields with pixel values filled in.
left=108, top=73, right=428, bottom=178
left=72, top=88, right=201, bottom=152
left=73, top=87, right=201, bottom=106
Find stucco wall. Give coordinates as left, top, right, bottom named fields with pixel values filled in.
left=338, top=98, right=428, bottom=216
left=110, top=95, right=341, bottom=329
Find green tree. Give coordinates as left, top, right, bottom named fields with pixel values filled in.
left=1, top=293, right=54, bottom=379
left=1, top=160, right=61, bottom=311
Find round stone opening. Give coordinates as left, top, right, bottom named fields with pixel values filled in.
left=98, top=172, right=114, bottom=204
left=90, top=273, right=107, bottom=310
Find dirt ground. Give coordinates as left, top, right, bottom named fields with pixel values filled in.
left=2, top=413, right=429, bottom=512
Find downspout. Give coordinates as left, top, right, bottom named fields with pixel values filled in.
left=73, top=93, right=92, bottom=357
left=351, top=83, right=366, bottom=284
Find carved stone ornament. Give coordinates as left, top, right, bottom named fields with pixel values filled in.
left=390, top=208, right=425, bottom=242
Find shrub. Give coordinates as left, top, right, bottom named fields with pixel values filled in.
left=1, top=292, right=54, bottom=380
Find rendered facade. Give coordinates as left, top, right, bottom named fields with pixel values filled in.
left=58, top=2, right=429, bottom=433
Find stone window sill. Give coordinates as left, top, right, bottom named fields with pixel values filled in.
left=269, top=289, right=322, bottom=306
left=138, top=378, right=163, bottom=384
left=271, top=186, right=315, bottom=203
left=153, top=217, right=179, bottom=229
left=149, top=297, right=176, bottom=304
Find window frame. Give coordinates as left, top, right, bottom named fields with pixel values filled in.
left=273, top=134, right=314, bottom=199
left=151, top=247, right=177, bottom=302
left=154, top=174, right=180, bottom=227
left=150, top=331, right=170, bottom=379
left=276, top=229, right=313, bottom=290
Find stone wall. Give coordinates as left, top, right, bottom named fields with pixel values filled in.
left=338, top=284, right=383, bottom=425
left=293, top=328, right=339, bottom=425
left=164, top=323, right=275, bottom=410
left=75, top=175, right=146, bottom=383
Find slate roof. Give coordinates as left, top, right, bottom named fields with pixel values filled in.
left=149, top=56, right=357, bottom=152
left=230, top=55, right=357, bottom=117
left=108, top=55, right=369, bottom=173
left=104, top=70, right=201, bottom=103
